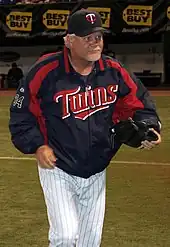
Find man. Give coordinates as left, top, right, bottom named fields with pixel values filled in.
left=7, top=62, right=23, bottom=89
left=9, top=9, right=161, bottom=247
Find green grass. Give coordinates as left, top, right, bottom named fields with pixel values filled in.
left=0, top=96, right=170, bottom=247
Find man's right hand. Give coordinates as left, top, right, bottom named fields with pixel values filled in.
left=35, top=145, right=57, bottom=169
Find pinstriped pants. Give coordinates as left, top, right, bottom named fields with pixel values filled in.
left=38, top=166, right=106, bottom=247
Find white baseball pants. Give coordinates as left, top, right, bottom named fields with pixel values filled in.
left=38, top=166, right=106, bottom=247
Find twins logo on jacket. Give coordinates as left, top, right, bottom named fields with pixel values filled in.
left=54, top=84, right=118, bottom=120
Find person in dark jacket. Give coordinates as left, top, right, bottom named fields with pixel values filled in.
left=9, top=9, right=161, bottom=247
left=7, top=62, right=23, bottom=89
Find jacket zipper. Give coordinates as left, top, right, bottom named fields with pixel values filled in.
left=85, top=83, right=92, bottom=164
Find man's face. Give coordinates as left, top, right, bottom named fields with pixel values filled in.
left=70, top=31, right=104, bottom=62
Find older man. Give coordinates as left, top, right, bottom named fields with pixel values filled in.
left=9, top=9, right=161, bottom=247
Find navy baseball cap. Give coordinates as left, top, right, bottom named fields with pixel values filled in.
left=67, top=9, right=106, bottom=37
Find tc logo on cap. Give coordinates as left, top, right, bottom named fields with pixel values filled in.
left=86, top=13, right=96, bottom=24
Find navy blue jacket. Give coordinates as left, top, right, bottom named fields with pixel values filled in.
left=9, top=47, right=161, bottom=178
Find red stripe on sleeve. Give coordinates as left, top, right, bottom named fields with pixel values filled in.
left=29, top=60, right=59, bottom=144
left=37, top=52, right=57, bottom=62
left=106, top=59, right=144, bottom=123
left=29, top=60, right=59, bottom=95
left=37, top=51, right=62, bottom=62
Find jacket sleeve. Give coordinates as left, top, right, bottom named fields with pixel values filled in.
left=112, top=65, right=161, bottom=133
left=9, top=72, right=45, bottom=154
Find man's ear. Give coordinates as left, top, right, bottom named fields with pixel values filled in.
left=63, top=35, right=73, bottom=49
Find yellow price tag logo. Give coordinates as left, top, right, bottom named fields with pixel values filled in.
left=6, top=11, right=32, bottom=31
left=123, top=5, right=153, bottom=26
left=43, top=10, right=70, bottom=30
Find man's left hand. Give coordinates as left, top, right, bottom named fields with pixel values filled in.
left=139, top=128, right=161, bottom=150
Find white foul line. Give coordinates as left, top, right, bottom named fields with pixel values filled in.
left=0, top=156, right=169, bottom=166
left=111, top=161, right=170, bottom=166
left=0, top=156, right=35, bottom=161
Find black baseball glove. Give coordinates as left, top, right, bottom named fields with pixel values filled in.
left=113, top=118, right=159, bottom=148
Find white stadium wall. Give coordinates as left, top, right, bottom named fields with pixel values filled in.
left=0, top=56, right=37, bottom=74
left=0, top=45, right=58, bottom=74
left=0, top=43, right=163, bottom=81
left=108, top=43, right=164, bottom=81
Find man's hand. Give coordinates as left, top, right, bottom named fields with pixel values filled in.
left=35, top=145, right=57, bottom=169
left=139, top=128, right=161, bottom=150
